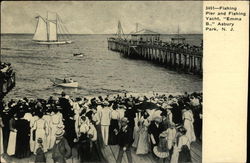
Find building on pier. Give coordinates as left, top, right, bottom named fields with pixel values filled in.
left=130, top=29, right=160, bottom=42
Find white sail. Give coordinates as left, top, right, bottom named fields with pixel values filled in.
left=33, top=17, right=48, bottom=41
left=48, top=21, right=57, bottom=41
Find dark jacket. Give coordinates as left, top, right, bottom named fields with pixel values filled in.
left=117, top=125, right=133, bottom=148
left=124, top=108, right=137, bottom=127
left=58, top=97, right=73, bottom=120
left=148, top=121, right=164, bottom=145
left=52, top=137, right=71, bottom=161
left=35, top=147, right=46, bottom=163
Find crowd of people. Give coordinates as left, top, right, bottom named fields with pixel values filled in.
left=122, top=38, right=203, bottom=55
left=0, top=91, right=202, bottom=163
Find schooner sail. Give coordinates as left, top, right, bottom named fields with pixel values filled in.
left=33, top=12, right=73, bottom=45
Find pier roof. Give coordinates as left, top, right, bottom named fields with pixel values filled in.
left=131, top=29, right=160, bottom=35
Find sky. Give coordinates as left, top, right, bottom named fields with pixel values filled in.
left=1, top=1, right=203, bottom=34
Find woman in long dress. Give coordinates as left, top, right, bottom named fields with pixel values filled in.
left=77, top=115, right=91, bottom=162
left=182, top=107, right=196, bottom=143
left=108, top=104, right=120, bottom=145
left=135, top=112, right=150, bottom=155
left=170, top=127, right=191, bottom=163
left=132, top=111, right=141, bottom=148
left=43, top=109, right=52, bottom=150
left=30, top=111, right=39, bottom=153
left=49, top=108, right=63, bottom=149
left=32, top=112, right=49, bottom=154
left=15, top=111, right=31, bottom=158
left=0, top=114, right=4, bottom=155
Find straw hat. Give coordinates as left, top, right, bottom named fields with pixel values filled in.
left=55, top=129, right=65, bottom=138
left=103, top=100, right=109, bottom=106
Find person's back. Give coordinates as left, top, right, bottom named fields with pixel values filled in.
left=100, top=106, right=111, bottom=126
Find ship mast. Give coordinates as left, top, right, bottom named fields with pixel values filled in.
left=177, top=25, right=180, bottom=44
left=56, top=14, right=58, bottom=41
left=116, top=20, right=124, bottom=39
left=46, top=11, right=49, bottom=41
left=136, top=23, right=139, bottom=32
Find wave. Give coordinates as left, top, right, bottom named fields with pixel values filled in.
left=1, top=47, right=37, bottom=52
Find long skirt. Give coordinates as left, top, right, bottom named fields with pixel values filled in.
left=170, top=146, right=179, bottom=163
left=15, top=130, right=31, bottom=158
left=49, top=124, right=58, bottom=149
left=108, top=119, right=119, bottom=145
left=96, top=124, right=104, bottom=148
left=183, top=120, right=196, bottom=142
left=132, top=122, right=139, bottom=148
left=136, top=128, right=149, bottom=154
left=0, top=128, right=3, bottom=155
left=78, top=139, right=91, bottom=162
left=30, top=128, right=36, bottom=152
left=2, top=127, right=9, bottom=153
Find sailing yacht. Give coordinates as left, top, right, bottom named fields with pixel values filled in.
left=33, top=12, right=73, bottom=45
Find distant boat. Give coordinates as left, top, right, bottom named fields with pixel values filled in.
left=73, top=53, right=84, bottom=57
left=51, top=78, right=78, bottom=88
left=33, top=12, right=73, bottom=45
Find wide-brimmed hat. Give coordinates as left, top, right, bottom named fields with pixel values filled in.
left=154, top=116, right=162, bottom=123
left=153, top=137, right=169, bottom=158
left=55, top=129, right=65, bottom=137
left=103, top=101, right=109, bottom=106
left=118, top=105, right=126, bottom=109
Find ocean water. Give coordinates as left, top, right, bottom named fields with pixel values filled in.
left=1, top=34, right=202, bottom=100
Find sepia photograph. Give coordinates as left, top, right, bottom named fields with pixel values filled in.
left=0, top=1, right=203, bottom=163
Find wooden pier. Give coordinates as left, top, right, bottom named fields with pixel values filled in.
left=107, top=38, right=203, bottom=76
left=1, top=140, right=201, bottom=163
left=102, top=141, right=202, bottom=163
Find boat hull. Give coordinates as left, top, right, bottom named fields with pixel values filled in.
left=57, top=82, right=78, bottom=88
left=33, top=40, right=73, bottom=45
left=51, top=78, right=78, bottom=88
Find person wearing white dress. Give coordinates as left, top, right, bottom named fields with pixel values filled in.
left=30, top=114, right=39, bottom=152
left=117, top=105, right=126, bottom=119
left=182, top=108, right=196, bottom=143
left=49, top=108, right=63, bottom=149
left=171, top=127, right=191, bottom=163
left=32, top=112, right=49, bottom=154
left=43, top=110, right=52, bottom=150
left=164, top=123, right=177, bottom=158
left=0, top=115, right=4, bottom=155
left=135, top=112, right=150, bottom=155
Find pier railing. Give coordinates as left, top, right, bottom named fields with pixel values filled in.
left=107, top=38, right=203, bottom=76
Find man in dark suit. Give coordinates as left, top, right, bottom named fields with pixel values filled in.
left=148, top=116, right=164, bottom=157
left=115, top=117, right=133, bottom=163
left=58, top=92, right=72, bottom=120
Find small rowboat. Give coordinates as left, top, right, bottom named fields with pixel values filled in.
left=51, top=78, right=78, bottom=88
left=73, top=53, right=84, bottom=57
